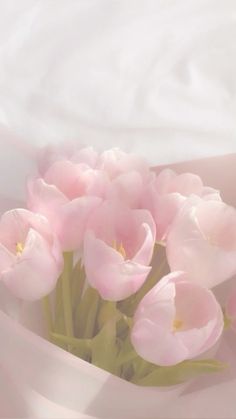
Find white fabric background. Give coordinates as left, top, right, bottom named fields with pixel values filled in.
left=0, top=1, right=236, bottom=418
left=0, top=0, right=235, bottom=166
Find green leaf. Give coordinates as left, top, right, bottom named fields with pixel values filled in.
left=92, top=319, right=119, bottom=375
left=133, top=359, right=228, bottom=387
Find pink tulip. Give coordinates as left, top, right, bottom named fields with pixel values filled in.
left=107, top=170, right=154, bottom=209
left=144, top=169, right=221, bottom=241
left=38, top=145, right=98, bottom=176
left=27, top=158, right=105, bottom=251
left=29, top=146, right=152, bottom=250
left=166, top=199, right=236, bottom=289
left=0, top=209, right=63, bottom=301
left=131, top=271, right=224, bottom=366
left=225, top=288, right=236, bottom=332
left=98, top=148, right=149, bottom=179
left=83, top=201, right=156, bottom=301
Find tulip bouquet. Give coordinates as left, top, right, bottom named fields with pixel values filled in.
left=1, top=145, right=236, bottom=390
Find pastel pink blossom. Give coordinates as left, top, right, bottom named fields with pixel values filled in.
left=27, top=158, right=105, bottom=251
left=83, top=201, right=156, bottom=301
left=131, top=271, right=224, bottom=366
left=225, top=288, right=236, bottom=332
left=29, top=146, right=152, bottom=250
left=144, top=169, right=221, bottom=241
left=38, top=145, right=99, bottom=176
left=107, top=170, right=154, bottom=209
left=97, top=148, right=149, bottom=180
left=166, top=199, right=236, bottom=289
left=0, top=209, right=63, bottom=301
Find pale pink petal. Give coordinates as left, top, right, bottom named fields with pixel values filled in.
left=0, top=208, right=58, bottom=254
left=107, top=171, right=144, bottom=208
left=167, top=201, right=236, bottom=288
left=0, top=243, right=16, bottom=271
left=132, top=272, right=223, bottom=366
left=71, top=146, right=98, bottom=167
left=2, top=229, right=61, bottom=301
left=44, top=160, right=90, bottom=200
left=57, top=196, right=102, bottom=251
left=146, top=191, right=186, bottom=241
left=87, top=202, right=155, bottom=260
left=27, top=178, right=68, bottom=215
left=155, top=169, right=203, bottom=196
left=201, top=186, right=222, bottom=201
left=84, top=169, right=109, bottom=198
left=170, top=173, right=203, bottom=196
left=131, top=318, right=189, bottom=366
left=122, top=208, right=156, bottom=261
left=174, top=281, right=219, bottom=328
left=154, top=169, right=176, bottom=194
left=134, top=273, right=180, bottom=312
left=132, top=223, right=155, bottom=266
left=98, top=148, right=149, bottom=179
left=196, top=306, right=224, bottom=355
left=135, top=298, right=176, bottom=328
left=83, top=232, right=151, bottom=301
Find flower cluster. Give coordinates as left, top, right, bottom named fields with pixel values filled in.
left=1, top=145, right=236, bottom=385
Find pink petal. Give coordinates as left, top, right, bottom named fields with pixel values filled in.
left=167, top=201, right=236, bottom=288
left=0, top=243, right=16, bottom=271
left=98, top=148, right=149, bottom=179
left=170, top=173, right=203, bottom=196
left=87, top=201, right=155, bottom=261
left=27, top=178, right=68, bottom=215
left=71, top=146, right=98, bottom=167
left=83, top=232, right=151, bottom=301
left=132, top=272, right=224, bottom=366
left=107, top=171, right=144, bottom=208
left=132, top=222, right=155, bottom=266
left=44, top=160, right=90, bottom=200
left=155, top=169, right=203, bottom=196
left=124, top=208, right=156, bottom=262
left=2, top=229, right=61, bottom=301
left=0, top=208, right=58, bottom=254
left=57, top=196, right=102, bottom=251
left=131, top=318, right=189, bottom=366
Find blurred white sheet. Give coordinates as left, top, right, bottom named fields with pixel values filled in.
left=0, top=0, right=235, bottom=166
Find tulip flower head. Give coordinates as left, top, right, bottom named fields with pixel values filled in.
left=27, top=151, right=105, bottom=251
left=28, top=147, right=152, bottom=251
left=0, top=209, right=63, bottom=301
left=166, top=200, right=236, bottom=289
left=144, top=169, right=221, bottom=242
left=131, top=272, right=224, bottom=366
left=83, top=201, right=156, bottom=301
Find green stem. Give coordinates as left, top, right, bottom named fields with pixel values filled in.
left=42, top=295, right=53, bottom=340
left=62, top=252, right=74, bottom=351
left=84, top=290, right=100, bottom=338
left=51, top=332, right=91, bottom=348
